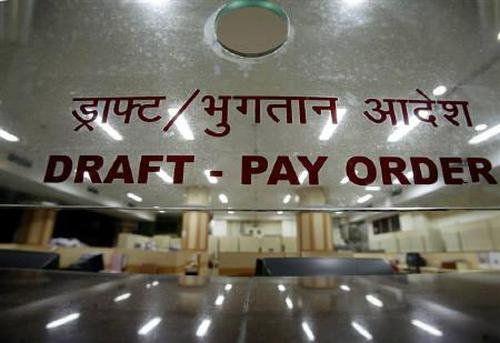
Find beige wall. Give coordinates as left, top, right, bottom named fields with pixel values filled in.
left=369, top=211, right=500, bottom=253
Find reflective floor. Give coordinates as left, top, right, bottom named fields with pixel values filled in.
left=1, top=269, right=500, bottom=342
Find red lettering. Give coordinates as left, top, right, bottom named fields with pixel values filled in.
left=268, top=156, right=299, bottom=185
left=346, top=156, right=376, bottom=186
left=104, top=155, right=134, bottom=183
left=166, top=155, right=195, bottom=184
left=380, top=156, right=408, bottom=185
left=297, top=156, right=328, bottom=185
left=440, top=157, right=464, bottom=185
left=410, top=157, right=438, bottom=184
left=467, top=157, right=497, bottom=184
left=44, top=155, right=72, bottom=183
left=241, top=155, right=268, bottom=185
left=138, top=155, right=163, bottom=184
left=75, top=155, right=103, bottom=183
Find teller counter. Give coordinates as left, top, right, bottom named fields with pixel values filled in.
left=1, top=269, right=500, bottom=342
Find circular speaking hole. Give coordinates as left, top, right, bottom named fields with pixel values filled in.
left=215, top=0, right=289, bottom=58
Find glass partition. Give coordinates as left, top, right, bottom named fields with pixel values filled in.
left=0, top=0, right=500, bottom=211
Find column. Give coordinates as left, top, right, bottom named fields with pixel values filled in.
left=181, top=187, right=210, bottom=251
left=15, top=209, right=57, bottom=245
left=296, top=188, right=334, bottom=252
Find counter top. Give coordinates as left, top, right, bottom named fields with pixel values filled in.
left=1, top=269, right=500, bottom=342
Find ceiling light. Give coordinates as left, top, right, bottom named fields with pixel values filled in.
left=0, top=128, right=19, bottom=142
left=218, top=193, right=228, bottom=204
left=277, top=211, right=284, bottom=215
left=138, top=317, right=162, bottom=336
left=204, top=170, right=218, bottom=184
left=335, top=211, right=344, bottom=215
left=214, top=295, right=225, bottom=306
left=294, top=195, right=300, bottom=203
left=196, top=319, right=211, bottom=337
left=277, top=284, right=286, bottom=292
left=298, top=170, right=308, bottom=184
left=411, top=319, right=443, bottom=337
left=387, top=115, right=421, bottom=142
left=357, top=194, right=373, bottom=204
left=285, top=297, right=294, bottom=310
left=365, top=294, right=383, bottom=307
left=159, top=210, right=166, bottom=213
left=152, top=280, right=159, bottom=286
left=340, top=284, right=351, bottom=291
left=432, top=85, right=447, bottom=96
left=469, top=123, right=500, bottom=144
left=365, top=186, right=381, bottom=191
left=127, top=192, right=143, bottom=202
left=351, top=321, right=373, bottom=340
left=157, top=168, right=173, bottom=184
left=224, top=284, right=232, bottom=291
left=497, top=32, right=500, bottom=40
left=344, top=0, right=365, bottom=6
left=319, top=108, right=347, bottom=141
left=168, top=108, right=194, bottom=140
left=301, top=322, right=315, bottom=341
left=228, top=210, right=235, bottom=214
left=113, top=293, right=131, bottom=302
left=97, top=121, right=123, bottom=141
left=283, top=194, right=291, bottom=204
left=340, top=176, right=349, bottom=184
left=46, top=313, right=80, bottom=329
left=474, top=124, right=487, bottom=131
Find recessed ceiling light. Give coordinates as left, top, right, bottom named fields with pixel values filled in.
left=340, top=176, right=349, bottom=184
left=127, top=192, right=143, bottom=202
left=298, top=170, right=308, bottom=184
left=138, top=317, right=162, bottom=336
left=474, top=124, right=488, bottom=131
left=351, top=321, right=373, bottom=341
left=357, top=194, right=373, bottom=204
left=227, top=210, right=235, bottom=214
left=301, top=322, right=315, bottom=341
left=157, top=168, right=173, bottom=184
left=411, top=319, right=443, bottom=337
left=218, top=193, right=228, bottom=204
left=277, top=211, right=284, bottom=215
left=282, top=194, right=291, bottom=204
left=46, top=313, right=80, bottom=329
left=168, top=108, right=194, bottom=140
left=97, top=121, right=123, bottom=141
left=432, top=85, right=447, bottom=96
left=365, top=294, right=383, bottom=307
left=204, top=170, right=218, bottom=184
left=319, top=108, right=347, bottom=141
left=387, top=115, right=421, bottom=142
left=0, top=127, right=19, bottom=142
left=196, top=319, right=212, bottom=337
left=214, top=295, right=225, bottom=306
left=469, top=124, right=500, bottom=144
left=365, top=186, right=381, bottom=191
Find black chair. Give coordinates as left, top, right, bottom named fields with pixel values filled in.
left=0, top=249, right=59, bottom=270
left=67, top=253, right=104, bottom=272
left=255, top=257, right=395, bottom=276
left=406, top=252, right=426, bottom=273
